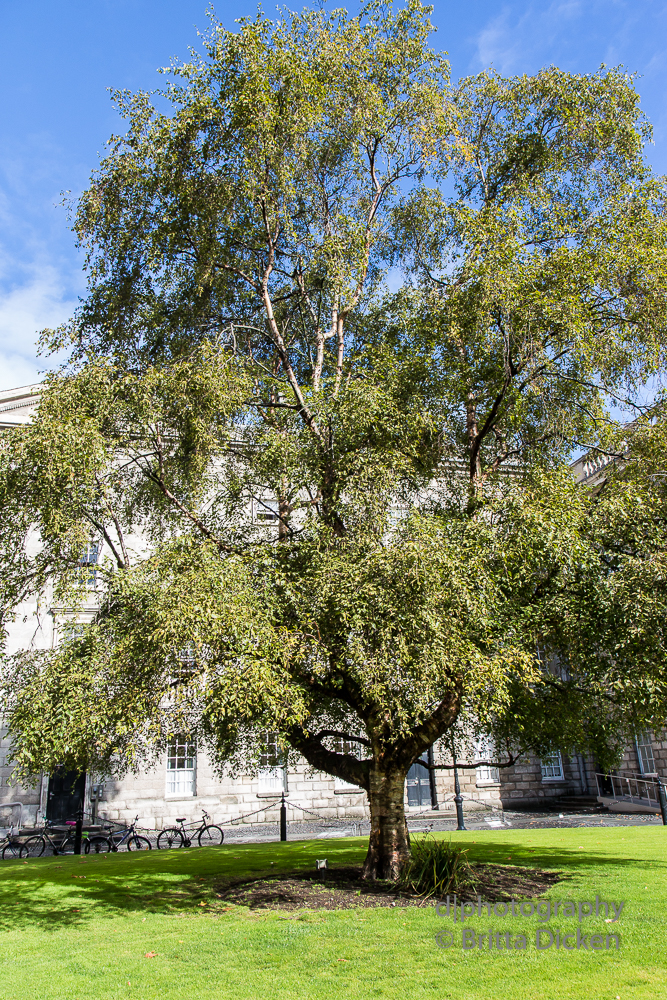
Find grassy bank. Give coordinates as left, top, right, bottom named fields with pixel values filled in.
left=1, top=827, right=665, bottom=999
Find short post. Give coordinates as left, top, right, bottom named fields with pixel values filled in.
left=658, top=779, right=667, bottom=827
left=74, top=799, right=84, bottom=855
left=280, top=792, right=287, bottom=842
left=452, top=747, right=466, bottom=832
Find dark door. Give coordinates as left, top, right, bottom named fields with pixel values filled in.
left=46, top=769, right=86, bottom=824
left=406, top=753, right=432, bottom=807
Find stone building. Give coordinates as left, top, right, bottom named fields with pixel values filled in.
left=1, top=383, right=664, bottom=832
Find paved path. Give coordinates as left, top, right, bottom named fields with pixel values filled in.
left=218, top=809, right=664, bottom=844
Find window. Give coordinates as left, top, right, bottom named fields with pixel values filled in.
left=254, top=499, right=280, bottom=524
left=166, top=737, right=196, bottom=796
left=171, top=645, right=197, bottom=684
left=475, top=738, right=500, bottom=785
left=540, top=751, right=564, bottom=781
left=78, top=542, right=99, bottom=590
left=635, top=732, right=656, bottom=775
left=388, top=507, right=408, bottom=530
left=177, top=645, right=196, bottom=666
left=537, top=648, right=570, bottom=682
left=331, top=736, right=361, bottom=791
left=258, top=731, right=286, bottom=793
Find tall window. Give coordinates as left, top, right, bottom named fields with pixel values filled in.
left=635, top=732, right=656, bottom=775
left=475, top=738, right=500, bottom=785
left=166, top=737, right=196, bottom=796
left=331, top=736, right=361, bottom=791
left=78, top=542, right=99, bottom=590
left=258, top=731, right=286, bottom=793
left=540, top=751, right=564, bottom=780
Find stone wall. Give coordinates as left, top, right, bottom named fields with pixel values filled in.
left=0, top=738, right=659, bottom=833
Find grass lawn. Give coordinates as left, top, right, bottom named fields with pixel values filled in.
left=1, top=826, right=665, bottom=1000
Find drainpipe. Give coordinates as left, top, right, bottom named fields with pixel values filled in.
left=577, top=754, right=589, bottom=795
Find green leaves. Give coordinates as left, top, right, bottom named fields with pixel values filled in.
left=3, top=4, right=667, bottom=792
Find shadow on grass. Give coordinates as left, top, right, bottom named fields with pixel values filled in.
left=0, top=839, right=367, bottom=932
left=0, top=835, right=659, bottom=932
left=461, top=838, right=667, bottom=872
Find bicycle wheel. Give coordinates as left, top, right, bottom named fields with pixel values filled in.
left=198, top=824, right=224, bottom=847
left=127, top=835, right=152, bottom=851
left=60, top=835, right=79, bottom=855
left=157, top=828, right=185, bottom=849
left=2, top=841, right=21, bottom=859
left=85, top=836, right=113, bottom=854
left=20, top=836, right=46, bottom=858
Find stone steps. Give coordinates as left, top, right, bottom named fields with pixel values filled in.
left=550, top=795, right=607, bottom=813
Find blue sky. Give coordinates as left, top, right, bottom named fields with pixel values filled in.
left=2, top=0, right=667, bottom=390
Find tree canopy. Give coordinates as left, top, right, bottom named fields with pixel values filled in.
left=3, top=2, right=667, bottom=877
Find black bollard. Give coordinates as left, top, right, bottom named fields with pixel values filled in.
left=452, top=749, right=466, bottom=832
left=658, top=779, right=667, bottom=827
left=74, top=799, right=84, bottom=855
left=280, top=792, right=287, bottom=842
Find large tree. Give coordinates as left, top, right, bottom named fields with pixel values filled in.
left=3, top=2, right=667, bottom=878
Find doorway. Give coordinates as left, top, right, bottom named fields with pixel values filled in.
left=46, top=769, right=86, bottom=824
left=406, top=753, right=432, bottom=807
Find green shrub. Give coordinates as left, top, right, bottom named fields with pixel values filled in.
left=399, top=835, right=478, bottom=898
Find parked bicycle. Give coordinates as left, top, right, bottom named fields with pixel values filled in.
left=1, top=826, right=25, bottom=859
left=20, top=819, right=89, bottom=858
left=157, top=810, right=224, bottom=849
left=85, top=815, right=152, bottom=853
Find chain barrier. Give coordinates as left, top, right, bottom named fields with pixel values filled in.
left=219, top=797, right=357, bottom=829
left=281, top=799, right=353, bottom=825
left=106, top=795, right=497, bottom=841
left=219, top=798, right=283, bottom=827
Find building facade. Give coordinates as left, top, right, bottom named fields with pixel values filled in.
left=1, top=384, right=664, bottom=832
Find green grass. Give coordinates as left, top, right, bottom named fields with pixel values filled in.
left=1, top=827, right=666, bottom=999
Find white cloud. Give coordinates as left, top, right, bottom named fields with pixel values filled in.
left=472, top=1, right=642, bottom=74
left=0, top=267, right=76, bottom=391
left=476, top=2, right=584, bottom=73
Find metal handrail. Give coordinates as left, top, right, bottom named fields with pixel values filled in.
left=595, top=772, right=661, bottom=804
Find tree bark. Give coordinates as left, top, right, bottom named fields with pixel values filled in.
left=362, top=762, right=411, bottom=880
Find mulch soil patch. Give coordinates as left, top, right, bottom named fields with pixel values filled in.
left=214, top=863, right=565, bottom=911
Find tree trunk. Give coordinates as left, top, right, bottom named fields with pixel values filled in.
left=362, top=763, right=410, bottom=880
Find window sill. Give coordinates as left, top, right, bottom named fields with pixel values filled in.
left=476, top=781, right=501, bottom=787
left=334, top=787, right=364, bottom=795
left=541, top=777, right=566, bottom=783
left=165, top=794, right=197, bottom=800
left=256, top=792, right=286, bottom=798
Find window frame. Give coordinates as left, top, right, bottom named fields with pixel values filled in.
left=78, top=541, right=100, bottom=590
left=331, top=736, right=363, bottom=792
left=253, top=499, right=281, bottom=525
left=165, top=736, right=197, bottom=798
left=635, top=732, right=656, bottom=776
left=475, top=738, right=500, bottom=786
left=540, top=751, right=565, bottom=782
left=257, top=731, right=287, bottom=795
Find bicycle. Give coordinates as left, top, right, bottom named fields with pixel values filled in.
left=157, top=810, right=224, bottom=849
left=1, top=826, right=25, bottom=859
left=85, top=815, right=152, bottom=853
left=20, top=818, right=89, bottom=858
